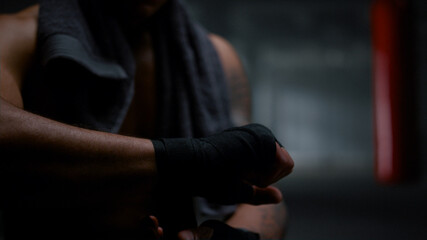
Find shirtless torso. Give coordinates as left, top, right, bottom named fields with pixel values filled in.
left=119, top=28, right=251, bottom=139
left=119, top=32, right=158, bottom=138
left=0, top=4, right=288, bottom=240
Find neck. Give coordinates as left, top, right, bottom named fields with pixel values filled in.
left=112, top=6, right=159, bottom=48
left=120, top=19, right=153, bottom=49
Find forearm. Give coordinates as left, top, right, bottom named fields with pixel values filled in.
left=226, top=202, right=288, bottom=240
left=0, top=98, right=157, bottom=207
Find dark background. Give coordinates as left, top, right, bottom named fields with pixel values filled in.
left=183, top=1, right=427, bottom=239
left=1, top=0, right=426, bottom=239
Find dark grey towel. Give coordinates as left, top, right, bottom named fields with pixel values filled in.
left=35, top=0, right=233, bottom=137
left=151, top=0, right=233, bottom=137
left=18, top=0, right=235, bottom=238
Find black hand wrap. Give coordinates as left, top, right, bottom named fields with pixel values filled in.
left=151, top=124, right=277, bottom=204
left=200, top=220, right=260, bottom=240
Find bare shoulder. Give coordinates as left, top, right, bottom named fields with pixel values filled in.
left=0, top=4, right=39, bottom=107
left=208, top=33, right=251, bottom=125
left=0, top=4, right=39, bottom=70
left=0, top=4, right=39, bottom=44
left=208, top=34, right=244, bottom=74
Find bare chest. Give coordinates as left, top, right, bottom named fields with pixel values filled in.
left=119, top=41, right=157, bottom=138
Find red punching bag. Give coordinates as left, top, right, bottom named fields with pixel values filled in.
left=371, top=0, right=418, bottom=184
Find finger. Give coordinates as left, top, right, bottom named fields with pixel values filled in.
left=177, top=229, right=196, bottom=240
left=247, top=185, right=283, bottom=205
left=149, top=215, right=159, bottom=228
left=275, top=142, right=294, bottom=178
left=158, top=227, right=164, bottom=238
left=245, top=143, right=294, bottom=187
left=140, top=215, right=156, bottom=229
left=140, top=215, right=162, bottom=239
left=178, top=227, right=214, bottom=240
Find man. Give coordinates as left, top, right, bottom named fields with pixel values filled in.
left=0, top=0, right=294, bottom=239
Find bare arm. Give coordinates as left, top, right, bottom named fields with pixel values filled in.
left=0, top=98, right=157, bottom=202
left=0, top=6, right=157, bottom=208
left=209, top=34, right=252, bottom=126
left=210, top=34, right=290, bottom=239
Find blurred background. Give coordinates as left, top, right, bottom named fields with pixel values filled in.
left=184, top=0, right=427, bottom=239
left=1, top=0, right=426, bottom=239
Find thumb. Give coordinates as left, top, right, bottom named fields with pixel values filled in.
left=247, top=185, right=283, bottom=205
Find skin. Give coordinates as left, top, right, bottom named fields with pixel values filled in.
left=0, top=2, right=294, bottom=239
